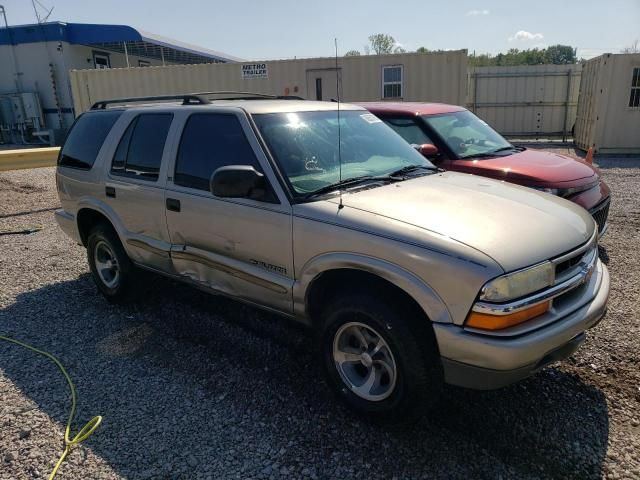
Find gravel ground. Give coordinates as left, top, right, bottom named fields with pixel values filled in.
left=1, top=153, right=639, bottom=479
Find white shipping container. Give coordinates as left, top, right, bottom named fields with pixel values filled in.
left=69, top=50, right=468, bottom=113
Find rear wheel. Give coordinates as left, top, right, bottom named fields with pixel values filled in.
left=87, top=224, right=135, bottom=302
left=319, top=290, right=443, bottom=421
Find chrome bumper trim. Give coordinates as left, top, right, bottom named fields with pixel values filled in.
left=598, top=222, right=608, bottom=239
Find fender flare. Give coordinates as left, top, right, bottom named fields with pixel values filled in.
left=293, top=252, right=452, bottom=324
left=75, top=198, right=131, bottom=251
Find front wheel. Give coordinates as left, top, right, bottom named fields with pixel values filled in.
left=319, top=291, right=443, bottom=421
left=87, top=224, right=135, bottom=302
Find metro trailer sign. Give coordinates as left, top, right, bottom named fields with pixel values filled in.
left=241, top=63, right=268, bottom=79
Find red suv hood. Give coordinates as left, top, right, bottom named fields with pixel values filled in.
left=452, top=149, right=598, bottom=187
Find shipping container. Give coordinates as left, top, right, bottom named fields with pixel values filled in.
left=575, top=53, right=640, bottom=154
left=468, top=64, right=582, bottom=139
left=69, top=50, right=468, bottom=112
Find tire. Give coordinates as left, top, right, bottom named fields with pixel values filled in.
left=319, top=289, right=443, bottom=422
left=87, top=223, right=135, bottom=303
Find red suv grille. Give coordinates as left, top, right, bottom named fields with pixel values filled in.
left=589, top=198, right=610, bottom=234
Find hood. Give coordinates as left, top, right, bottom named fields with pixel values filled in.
left=328, top=172, right=595, bottom=272
left=460, top=149, right=598, bottom=186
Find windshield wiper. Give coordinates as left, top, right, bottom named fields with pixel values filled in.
left=304, top=165, right=436, bottom=200
left=491, top=146, right=517, bottom=153
left=460, top=146, right=516, bottom=159
left=460, top=152, right=499, bottom=159
left=304, top=175, right=393, bottom=199
left=387, top=164, right=437, bottom=177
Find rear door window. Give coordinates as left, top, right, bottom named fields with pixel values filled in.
left=58, top=110, right=123, bottom=169
left=111, top=113, right=173, bottom=181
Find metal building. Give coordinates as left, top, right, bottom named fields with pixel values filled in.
left=468, top=64, right=582, bottom=140
left=0, top=19, right=242, bottom=144
left=69, top=50, right=468, bottom=113
left=574, top=53, right=640, bottom=154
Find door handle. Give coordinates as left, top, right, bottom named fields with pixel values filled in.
left=166, top=198, right=181, bottom=212
left=105, top=186, right=116, bottom=198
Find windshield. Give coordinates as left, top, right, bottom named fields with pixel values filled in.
left=254, top=110, right=434, bottom=196
left=422, top=110, right=512, bottom=159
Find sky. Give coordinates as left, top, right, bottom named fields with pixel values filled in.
left=2, top=0, right=639, bottom=60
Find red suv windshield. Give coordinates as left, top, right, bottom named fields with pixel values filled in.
left=422, top=111, right=513, bottom=159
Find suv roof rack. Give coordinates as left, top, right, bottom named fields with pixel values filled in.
left=194, top=91, right=304, bottom=100
left=90, top=91, right=305, bottom=110
left=91, top=94, right=210, bottom=110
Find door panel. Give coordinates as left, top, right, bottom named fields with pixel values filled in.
left=103, top=112, right=175, bottom=273
left=164, top=111, right=294, bottom=313
left=105, top=179, right=172, bottom=271
left=166, top=193, right=293, bottom=312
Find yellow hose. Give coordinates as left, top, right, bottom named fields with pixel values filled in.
left=0, top=335, right=102, bottom=479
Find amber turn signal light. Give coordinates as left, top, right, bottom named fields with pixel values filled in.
left=466, top=301, right=551, bottom=331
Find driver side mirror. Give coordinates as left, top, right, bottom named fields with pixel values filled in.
left=416, top=143, right=439, bottom=159
left=210, top=165, right=265, bottom=198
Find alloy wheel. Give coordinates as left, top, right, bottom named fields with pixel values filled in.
left=332, top=321, right=398, bottom=401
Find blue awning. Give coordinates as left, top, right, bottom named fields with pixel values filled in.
left=0, top=22, right=243, bottom=63
left=0, top=22, right=141, bottom=45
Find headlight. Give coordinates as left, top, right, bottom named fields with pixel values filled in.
left=532, top=180, right=600, bottom=198
left=533, top=187, right=560, bottom=196
left=480, top=261, right=555, bottom=302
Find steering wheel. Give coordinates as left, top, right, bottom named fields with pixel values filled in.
left=448, top=136, right=469, bottom=153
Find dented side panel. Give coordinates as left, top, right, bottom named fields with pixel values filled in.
left=165, top=198, right=294, bottom=314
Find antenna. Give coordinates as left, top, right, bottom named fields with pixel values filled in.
left=335, top=38, right=344, bottom=210
left=31, top=0, right=54, bottom=23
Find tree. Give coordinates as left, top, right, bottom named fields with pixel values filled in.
left=416, top=47, right=430, bottom=53
left=468, top=45, right=579, bottom=67
left=543, top=45, right=577, bottom=64
left=522, top=48, right=546, bottom=65
left=344, top=50, right=361, bottom=56
left=368, top=34, right=397, bottom=54
left=621, top=40, right=639, bottom=54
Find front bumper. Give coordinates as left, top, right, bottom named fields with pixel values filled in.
left=433, top=260, right=609, bottom=390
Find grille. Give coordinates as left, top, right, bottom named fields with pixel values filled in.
left=589, top=199, right=610, bottom=234
left=555, top=253, right=584, bottom=278
left=552, top=237, right=597, bottom=285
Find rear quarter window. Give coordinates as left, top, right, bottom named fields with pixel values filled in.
left=58, top=110, right=123, bottom=170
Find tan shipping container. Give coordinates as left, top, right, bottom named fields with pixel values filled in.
left=69, top=50, right=468, bottom=113
left=574, top=53, right=640, bottom=154
left=468, top=64, right=582, bottom=139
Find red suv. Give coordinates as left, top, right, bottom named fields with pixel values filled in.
left=359, top=102, right=610, bottom=236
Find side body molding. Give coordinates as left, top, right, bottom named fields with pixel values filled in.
left=293, top=252, right=453, bottom=325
